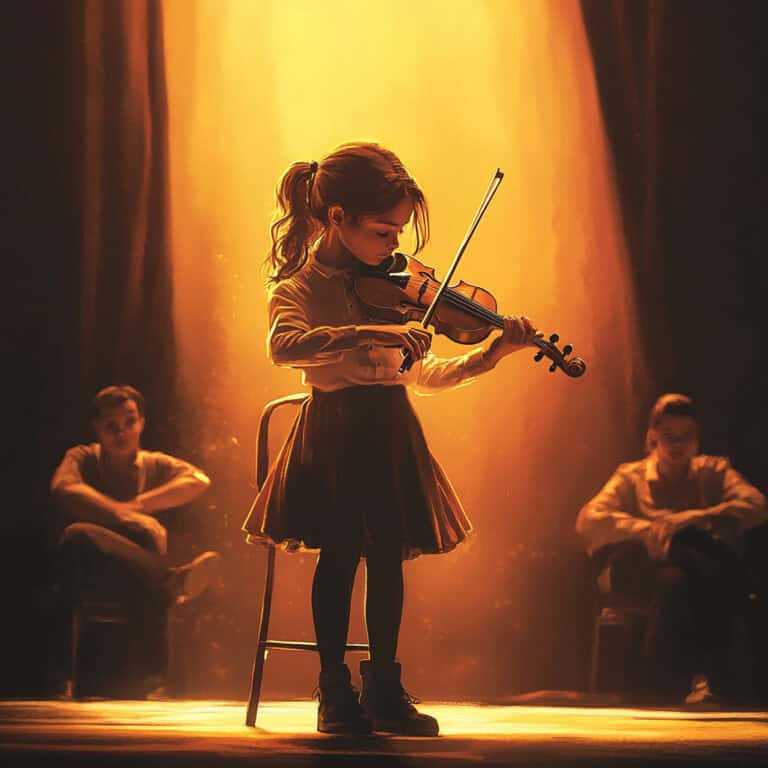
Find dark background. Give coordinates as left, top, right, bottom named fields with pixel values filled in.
left=2, top=0, right=765, bottom=697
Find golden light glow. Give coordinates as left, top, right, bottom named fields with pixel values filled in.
left=163, top=0, right=649, bottom=699
left=4, top=700, right=765, bottom=743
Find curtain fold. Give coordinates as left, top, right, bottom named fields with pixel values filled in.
left=580, top=0, right=766, bottom=483
left=80, top=0, right=176, bottom=441
left=580, top=0, right=664, bottom=375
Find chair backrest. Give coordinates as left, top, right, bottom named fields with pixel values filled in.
left=255, top=394, right=309, bottom=489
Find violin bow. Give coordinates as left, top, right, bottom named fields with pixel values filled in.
left=421, top=169, right=504, bottom=329
left=399, top=169, right=502, bottom=374
left=400, top=167, right=586, bottom=378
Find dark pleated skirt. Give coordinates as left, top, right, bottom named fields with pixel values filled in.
left=242, top=385, right=472, bottom=560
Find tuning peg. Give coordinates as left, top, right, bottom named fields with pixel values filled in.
left=549, top=333, right=559, bottom=344
left=534, top=351, right=544, bottom=362
left=549, top=362, right=558, bottom=373
left=563, top=344, right=573, bottom=356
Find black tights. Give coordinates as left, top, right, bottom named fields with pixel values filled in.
left=312, top=544, right=403, bottom=669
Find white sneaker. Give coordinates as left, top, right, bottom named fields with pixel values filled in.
left=684, top=674, right=720, bottom=710
left=171, top=551, right=222, bottom=604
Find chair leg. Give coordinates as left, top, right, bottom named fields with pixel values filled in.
left=246, top=643, right=267, bottom=727
left=70, top=602, right=82, bottom=698
left=591, top=609, right=641, bottom=695
left=246, top=546, right=277, bottom=727
left=589, top=612, right=601, bottom=694
left=165, top=601, right=187, bottom=698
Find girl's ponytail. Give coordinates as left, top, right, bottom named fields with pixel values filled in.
left=266, top=143, right=429, bottom=284
left=267, top=161, right=318, bottom=283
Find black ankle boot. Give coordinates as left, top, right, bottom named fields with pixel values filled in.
left=316, top=663, right=373, bottom=734
left=360, top=660, right=439, bottom=736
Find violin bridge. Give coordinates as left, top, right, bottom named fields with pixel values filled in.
left=387, top=271, right=411, bottom=289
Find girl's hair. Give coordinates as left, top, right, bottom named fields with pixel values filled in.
left=266, top=142, right=429, bottom=283
left=644, top=392, right=698, bottom=452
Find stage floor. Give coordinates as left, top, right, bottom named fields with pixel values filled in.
left=2, top=699, right=768, bottom=767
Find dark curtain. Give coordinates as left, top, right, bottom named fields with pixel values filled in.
left=79, top=0, right=176, bottom=425
left=3, top=0, right=175, bottom=695
left=580, top=0, right=767, bottom=487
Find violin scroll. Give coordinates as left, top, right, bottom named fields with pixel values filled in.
left=533, top=333, right=586, bottom=378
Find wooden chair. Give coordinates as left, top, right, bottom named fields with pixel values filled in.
left=71, top=598, right=137, bottom=698
left=588, top=551, right=648, bottom=696
left=245, top=394, right=369, bottom=727
left=71, top=594, right=190, bottom=699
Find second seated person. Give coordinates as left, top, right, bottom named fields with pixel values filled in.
left=576, top=393, right=767, bottom=706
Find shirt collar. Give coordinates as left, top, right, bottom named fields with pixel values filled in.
left=308, top=250, right=353, bottom=280
left=646, top=454, right=695, bottom=483
left=95, top=443, right=144, bottom=472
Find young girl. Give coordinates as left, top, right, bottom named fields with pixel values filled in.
left=243, top=142, right=536, bottom=735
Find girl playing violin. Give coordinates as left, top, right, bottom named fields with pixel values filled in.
left=243, top=142, right=537, bottom=736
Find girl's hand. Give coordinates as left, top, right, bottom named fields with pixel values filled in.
left=358, top=324, right=432, bottom=362
left=485, top=315, right=538, bottom=365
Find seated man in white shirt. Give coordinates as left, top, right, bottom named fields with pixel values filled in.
left=576, top=393, right=767, bottom=706
left=51, top=385, right=220, bottom=697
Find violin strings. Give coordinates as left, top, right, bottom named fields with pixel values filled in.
left=425, top=283, right=551, bottom=355
left=444, top=294, right=503, bottom=327
left=432, top=284, right=504, bottom=327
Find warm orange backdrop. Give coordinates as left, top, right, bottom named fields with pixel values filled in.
left=163, top=0, right=649, bottom=699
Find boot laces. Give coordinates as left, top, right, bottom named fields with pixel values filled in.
left=385, top=683, right=421, bottom=712
left=314, top=681, right=362, bottom=708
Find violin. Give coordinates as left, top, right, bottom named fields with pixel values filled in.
left=354, top=252, right=587, bottom=378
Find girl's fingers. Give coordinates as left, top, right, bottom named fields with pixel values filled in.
left=506, top=314, right=537, bottom=345
left=406, top=332, right=423, bottom=361
left=504, top=315, right=527, bottom=344
left=409, top=328, right=432, bottom=358
left=521, top=316, right=536, bottom=338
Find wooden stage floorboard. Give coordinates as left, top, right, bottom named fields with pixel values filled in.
left=1, top=699, right=768, bottom=767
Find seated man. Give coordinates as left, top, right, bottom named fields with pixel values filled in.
left=576, top=393, right=767, bottom=706
left=50, top=384, right=219, bottom=697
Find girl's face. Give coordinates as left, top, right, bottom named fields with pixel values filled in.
left=334, top=197, right=414, bottom=267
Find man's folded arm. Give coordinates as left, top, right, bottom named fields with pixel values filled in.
left=576, top=470, right=651, bottom=554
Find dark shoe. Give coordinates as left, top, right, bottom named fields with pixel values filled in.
left=169, top=551, right=222, bottom=604
left=316, top=664, right=373, bottom=734
left=360, top=660, right=439, bottom=736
